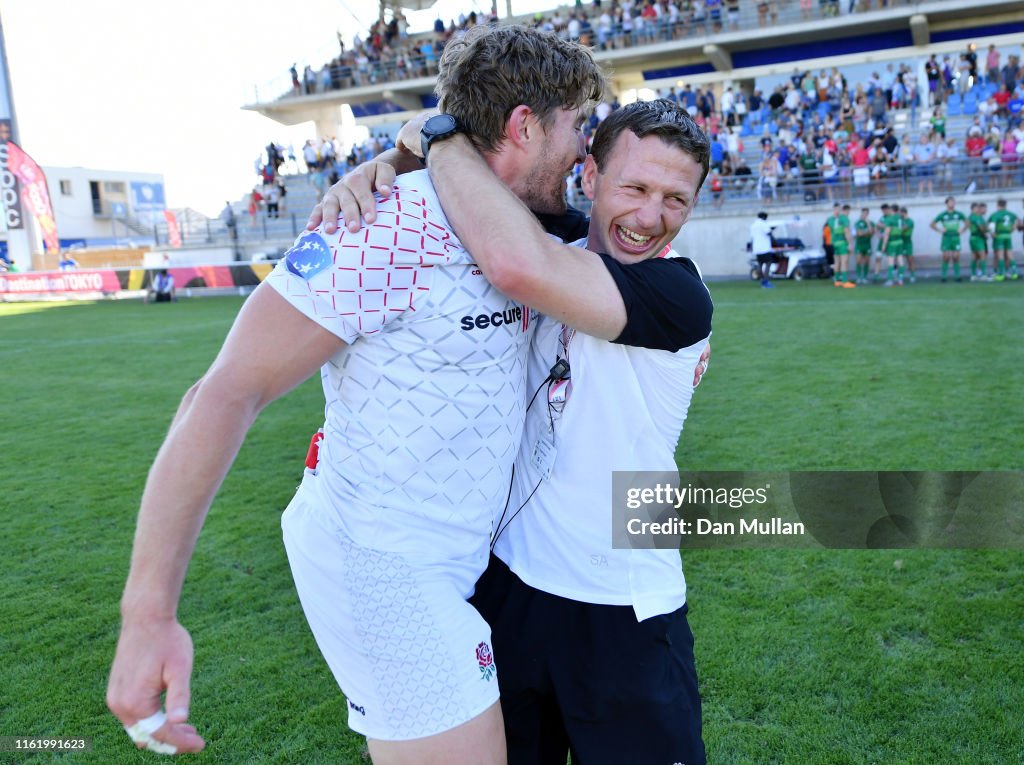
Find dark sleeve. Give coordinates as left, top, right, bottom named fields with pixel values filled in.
left=599, top=254, right=713, bottom=352
left=535, top=205, right=590, bottom=242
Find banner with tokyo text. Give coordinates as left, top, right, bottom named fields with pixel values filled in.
left=612, top=471, right=1024, bottom=549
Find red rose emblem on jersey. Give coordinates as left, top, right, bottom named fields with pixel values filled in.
left=476, top=641, right=495, bottom=681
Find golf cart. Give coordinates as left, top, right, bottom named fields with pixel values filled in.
left=747, top=218, right=832, bottom=281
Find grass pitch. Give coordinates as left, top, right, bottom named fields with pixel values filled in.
left=1, top=280, right=1021, bottom=764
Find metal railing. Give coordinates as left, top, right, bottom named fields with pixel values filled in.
left=262, top=0, right=926, bottom=102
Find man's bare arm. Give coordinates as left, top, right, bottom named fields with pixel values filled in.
left=107, top=283, right=346, bottom=753
left=428, top=135, right=627, bottom=340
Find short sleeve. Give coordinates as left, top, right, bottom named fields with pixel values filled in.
left=265, top=181, right=460, bottom=343
left=599, top=254, right=713, bottom=352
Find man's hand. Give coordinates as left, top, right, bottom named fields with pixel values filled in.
left=307, top=161, right=397, bottom=235
left=694, top=343, right=711, bottom=387
left=107, top=618, right=206, bottom=754
left=395, top=109, right=436, bottom=158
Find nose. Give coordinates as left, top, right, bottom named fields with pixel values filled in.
left=634, top=197, right=661, bottom=229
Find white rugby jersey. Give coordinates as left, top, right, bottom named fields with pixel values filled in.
left=266, top=170, right=534, bottom=565
left=493, top=247, right=712, bottom=622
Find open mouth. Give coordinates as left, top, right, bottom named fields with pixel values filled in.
left=615, top=224, right=655, bottom=252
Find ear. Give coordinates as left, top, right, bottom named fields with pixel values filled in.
left=504, top=104, right=537, bottom=153
left=581, top=155, right=599, bottom=201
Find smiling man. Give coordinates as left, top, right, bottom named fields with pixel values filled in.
left=425, top=99, right=713, bottom=765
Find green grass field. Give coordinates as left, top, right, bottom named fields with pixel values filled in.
left=1, top=280, right=1022, bottom=764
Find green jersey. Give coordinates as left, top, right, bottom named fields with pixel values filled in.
left=989, top=209, right=1019, bottom=250
left=881, top=213, right=903, bottom=254
left=968, top=213, right=989, bottom=239
left=989, top=210, right=1018, bottom=237
left=934, top=210, right=966, bottom=252
left=901, top=216, right=914, bottom=247
left=854, top=218, right=873, bottom=254
left=826, top=214, right=851, bottom=244
left=934, top=210, right=966, bottom=235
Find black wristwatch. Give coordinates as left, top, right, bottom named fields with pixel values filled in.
left=420, top=114, right=464, bottom=162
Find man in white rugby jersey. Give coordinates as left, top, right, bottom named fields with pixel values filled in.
left=106, top=25, right=605, bottom=765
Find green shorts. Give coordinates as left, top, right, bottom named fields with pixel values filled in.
left=885, top=244, right=904, bottom=257
left=940, top=234, right=961, bottom=253
left=993, top=235, right=1013, bottom=251
left=902, top=242, right=913, bottom=257
left=970, top=237, right=988, bottom=254
left=833, top=241, right=850, bottom=256
left=855, top=241, right=872, bottom=256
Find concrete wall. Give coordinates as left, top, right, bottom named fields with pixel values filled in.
left=673, top=191, right=1020, bottom=277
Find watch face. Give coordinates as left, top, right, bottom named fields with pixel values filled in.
left=425, top=114, right=458, bottom=137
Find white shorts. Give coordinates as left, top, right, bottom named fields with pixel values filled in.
left=281, top=483, right=499, bottom=741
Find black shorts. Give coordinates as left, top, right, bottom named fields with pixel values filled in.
left=154, top=292, right=172, bottom=303
left=469, top=556, right=705, bottom=765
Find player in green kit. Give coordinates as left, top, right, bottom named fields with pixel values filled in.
left=900, top=207, right=916, bottom=284
left=968, top=202, right=990, bottom=281
left=879, top=204, right=905, bottom=286
left=931, top=196, right=968, bottom=282
left=854, top=207, right=874, bottom=285
left=827, top=203, right=855, bottom=287
left=873, top=204, right=892, bottom=283
left=988, top=198, right=1019, bottom=281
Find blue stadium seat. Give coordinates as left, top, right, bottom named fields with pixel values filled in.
left=963, top=92, right=978, bottom=114
left=946, top=92, right=961, bottom=115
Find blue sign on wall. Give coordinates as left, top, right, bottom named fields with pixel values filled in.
left=130, top=181, right=166, bottom=211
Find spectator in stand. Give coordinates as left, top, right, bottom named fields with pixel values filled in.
left=965, top=125, right=987, bottom=191
left=930, top=104, right=946, bottom=138
left=926, top=54, right=941, bottom=105
left=914, top=132, right=936, bottom=196
left=59, top=252, right=79, bottom=270
left=758, top=149, right=780, bottom=203
left=937, top=135, right=959, bottom=192
left=986, top=44, right=1001, bottom=87
left=247, top=186, right=262, bottom=227
left=733, top=155, right=754, bottom=194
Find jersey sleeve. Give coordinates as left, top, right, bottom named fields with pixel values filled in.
left=599, top=254, right=713, bottom=352
left=265, top=182, right=458, bottom=343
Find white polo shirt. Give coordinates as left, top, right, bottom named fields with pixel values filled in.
left=493, top=247, right=713, bottom=622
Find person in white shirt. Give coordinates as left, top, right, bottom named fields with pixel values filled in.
left=106, top=25, right=606, bottom=765
left=448, top=101, right=712, bottom=765
left=318, top=99, right=713, bottom=765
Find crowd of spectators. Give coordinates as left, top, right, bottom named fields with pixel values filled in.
left=265, top=32, right=1024, bottom=216
left=658, top=45, right=1024, bottom=206
left=283, top=0, right=922, bottom=98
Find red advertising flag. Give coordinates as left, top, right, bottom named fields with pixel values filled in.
left=6, top=141, right=60, bottom=253
left=163, top=209, right=182, bottom=247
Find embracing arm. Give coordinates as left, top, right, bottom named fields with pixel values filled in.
left=107, top=283, right=345, bottom=753
left=428, top=134, right=627, bottom=340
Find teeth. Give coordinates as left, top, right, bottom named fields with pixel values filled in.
left=617, top=225, right=652, bottom=245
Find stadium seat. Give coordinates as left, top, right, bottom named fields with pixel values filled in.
left=963, top=92, right=978, bottom=114
left=946, top=93, right=961, bottom=115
